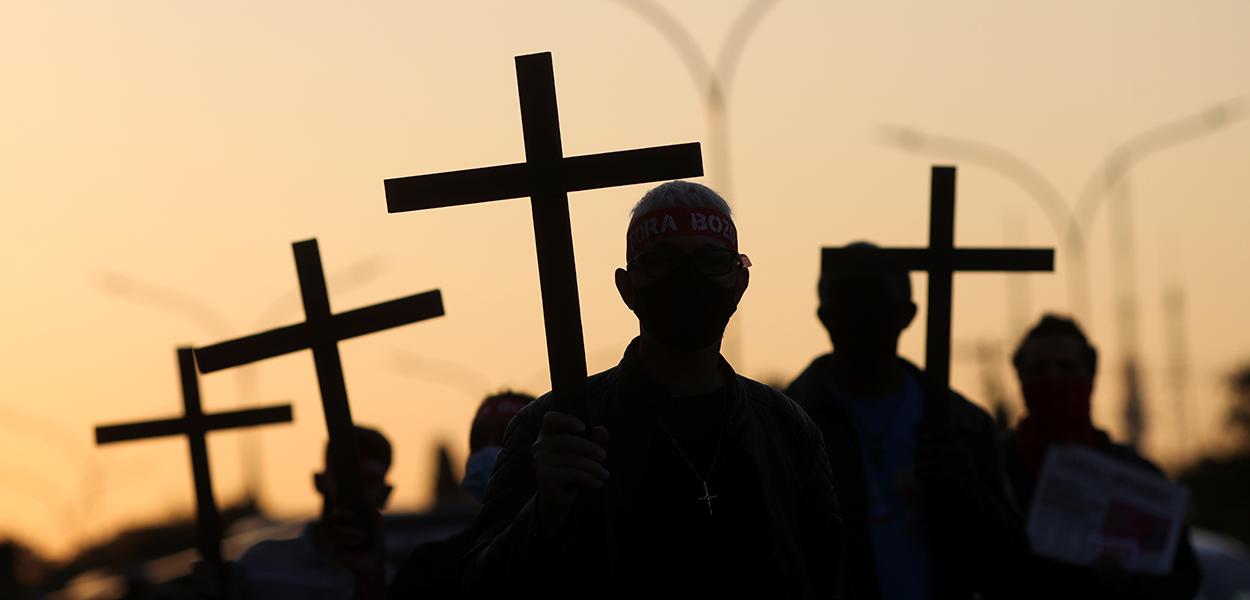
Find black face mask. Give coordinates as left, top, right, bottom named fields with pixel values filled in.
left=629, top=267, right=740, bottom=352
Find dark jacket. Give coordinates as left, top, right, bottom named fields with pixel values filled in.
left=460, top=339, right=844, bottom=598
left=1001, top=429, right=1203, bottom=599
left=786, top=354, right=1027, bottom=600
left=388, top=527, right=477, bottom=599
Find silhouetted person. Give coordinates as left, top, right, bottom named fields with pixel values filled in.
left=388, top=391, right=534, bottom=599
left=230, top=426, right=393, bottom=599
left=1002, top=314, right=1201, bottom=599
left=1181, top=364, right=1250, bottom=559
left=1231, top=366, right=1250, bottom=446
left=785, top=242, right=1024, bottom=600
left=461, top=391, right=536, bottom=503
left=461, top=181, right=842, bottom=598
left=0, top=541, right=42, bottom=600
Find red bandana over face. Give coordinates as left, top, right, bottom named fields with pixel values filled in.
left=626, top=206, right=738, bottom=261
left=1017, top=376, right=1100, bottom=473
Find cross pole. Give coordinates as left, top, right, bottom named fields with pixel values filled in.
left=822, top=165, right=1055, bottom=421
left=194, top=238, right=445, bottom=534
left=383, top=52, right=703, bottom=420
left=95, top=348, right=293, bottom=570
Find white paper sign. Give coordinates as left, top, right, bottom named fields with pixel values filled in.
left=1026, top=444, right=1189, bottom=574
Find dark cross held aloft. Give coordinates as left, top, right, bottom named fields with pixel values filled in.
left=383, top=51, right=703, bottom=419
left=822, top=165, right=1055, bottom=420
left=194, top=239, right=444, bottom=533
left=95, top=348, right=293, bottom=569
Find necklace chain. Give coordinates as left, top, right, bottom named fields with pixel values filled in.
left=656, top=396, right=727, bottom=516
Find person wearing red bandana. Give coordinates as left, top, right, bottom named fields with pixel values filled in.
left=458, top=181, right=843, bottom=599
left=1002, top=314, right=1201, bottom=599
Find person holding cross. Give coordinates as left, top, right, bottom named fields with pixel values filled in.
left=388, top=390, right=535, bottom=600
left=230, top=425, right=394, bottom=600
left=1002, top=314, right=1201, bottom=599
left=785, top=242, right=1025, bottom=600
left=459, top=181, right=842, bottom=598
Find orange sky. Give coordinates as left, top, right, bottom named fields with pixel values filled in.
left=2, top=1, right=1249, bottom=559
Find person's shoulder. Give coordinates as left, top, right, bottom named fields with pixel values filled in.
left=782, top=353, right=833, bottom=406
left=739, top=375, right=791, bottom=405
left=230, top=528, right=352, bottom=598
left=234, top=533, right=307, bottom=570
left=945, top=387, right=997, bottom=432
left=1100, top=435, right=1166, bottom=475
left=739, top=375, right=823, bottom=440
left=900, top=360, right=996, bottom=433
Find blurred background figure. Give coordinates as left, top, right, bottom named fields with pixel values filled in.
left=1, top=540, right=46, bottom=600
left=786, top=241, right=1025, bottom=600
left=1002, top=314, right=1201, bottom=599
left=230, top=425, right=393, bottom=600
left=1180, top=364, right=1250, bottom=600
left=1181, top=364, right=1250, bottom=544
left=389, top=390, right=533, bottom=599
left=460, top=391, right=535, bottom=504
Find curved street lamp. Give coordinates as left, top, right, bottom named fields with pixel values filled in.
left=879, top=97, right=1249, bottom=448
left=1072, top=97, right=1249, bottom=234
left=610, top=0, right=781, bottom=367
left=0, top=404, right=99, bottom=550
left=1072, top=97, right=1248, bottom=447
left=878, top=125, right=1093, bottom=321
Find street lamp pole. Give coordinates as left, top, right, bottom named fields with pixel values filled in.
left=611, top=0, right=780, bottom=367
left=1073, top=98, right=1248, bottom=449
left=882, top=97, right=1248, bottom=450
left=0, top=404, right=99, bottom=549
left=877, top=126, right=1093, bottom=322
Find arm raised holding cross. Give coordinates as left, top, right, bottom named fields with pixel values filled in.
left=192, top=239, right=443, bottom=599
left=385, top=53, right=841, bottom=598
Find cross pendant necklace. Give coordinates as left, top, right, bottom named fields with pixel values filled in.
left=656, top=399, right=727, bottom=518
left=698, top=480, right=719, bottom=516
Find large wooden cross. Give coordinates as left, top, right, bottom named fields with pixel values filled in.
left=384, top=52, right=703, bottom=418
left=822, top=166, right=1054, bottom=419
left=95, top=348, right=293, bottom=569
left=194, top=238, right=444, bottom=530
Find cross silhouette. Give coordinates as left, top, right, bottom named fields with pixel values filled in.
left=95, top=348, right=293, bottom=570
left=384, top=52, right=703, bottom=419
left=699, top=480, right=719, bottom=517
left=822, top=166, right=1054, bottom=419
left=194, top=238, right=444, bottom=530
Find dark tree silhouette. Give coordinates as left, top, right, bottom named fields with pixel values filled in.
left=1178, top=363, right=1250, bottom=547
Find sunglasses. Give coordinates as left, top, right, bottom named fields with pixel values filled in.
left=627, top=248, right=751, bottom=278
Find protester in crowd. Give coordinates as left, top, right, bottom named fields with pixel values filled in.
left=230, top=426, right=393, bottom=599
left=786, top=242, right=1025, bottom=599
left=388, top=391, right=534, bottom=599
left=1003, top=314, right=1201, bottom=599
left=461, top=181, right=843, bottom=598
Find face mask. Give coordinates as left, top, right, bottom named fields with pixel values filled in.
left=1022, top=376, right=1094, bottom=438
left=630, top=267, right=739, bottom=352
left=462, top=446, right=502, bottom=502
